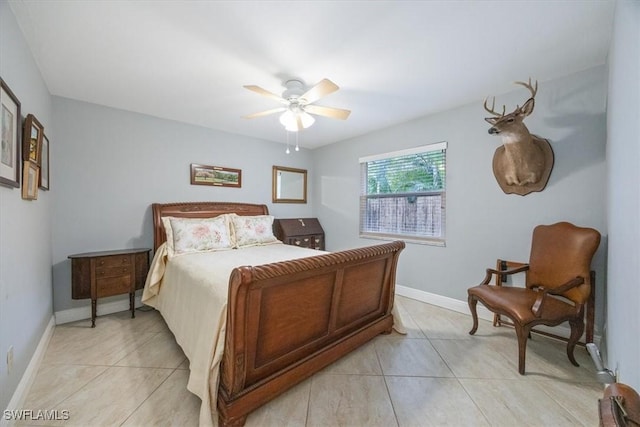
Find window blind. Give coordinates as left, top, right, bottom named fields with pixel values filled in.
left=359, top=142, right=447, bottom=245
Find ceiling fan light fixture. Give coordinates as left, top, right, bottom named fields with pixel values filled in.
left=279, top=110, right=315, bottom=132
left=244, top=78, right=349, bottom=131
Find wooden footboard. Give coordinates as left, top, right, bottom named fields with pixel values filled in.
left=217, top=240, right=405, bottom=427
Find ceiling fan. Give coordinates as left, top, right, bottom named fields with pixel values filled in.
left=243, top=78, right=351, bottom=131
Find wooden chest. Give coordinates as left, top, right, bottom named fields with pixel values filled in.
left=273, top=218, right=325, bottom=250
left=69, top=248, right=150, bottom=327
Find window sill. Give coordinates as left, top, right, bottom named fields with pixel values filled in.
left=360, top=233, right=446, bottom=247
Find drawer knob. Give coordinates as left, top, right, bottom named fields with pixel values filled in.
left=304, top=238, right=309, bottom=242
left=294, top=241, right=300, bottom=245
left=98, top=270, right=104, bottom=275
left=123, top=268, right=128, bottom=273
left=99, top=261, right=105, bottom=265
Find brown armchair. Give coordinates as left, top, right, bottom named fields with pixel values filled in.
left=467, top=222, right=601, bottom=375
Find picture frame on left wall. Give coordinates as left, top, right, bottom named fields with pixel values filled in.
left=0, top=79, right=21, bottom=188
left=23, top=113, right=43, bottom=165
left=22, top=160, right=39, bottom=200
left=39, top=134, right=49, bottom=190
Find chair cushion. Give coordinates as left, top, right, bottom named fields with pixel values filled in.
left=468, top=285, right=578, bottom=325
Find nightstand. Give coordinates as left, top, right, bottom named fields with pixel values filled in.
left=273, top=218, right=325, bottom=250
left=68, top=248, right=150, bottom=327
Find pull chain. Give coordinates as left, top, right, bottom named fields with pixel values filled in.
left=285, top=130, right=290, bottom=154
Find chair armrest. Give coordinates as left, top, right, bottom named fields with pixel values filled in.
left=531, top=276, right=585, bottom=317
left=481, top=264, right=530, bottom=285
left=549, top=276, right=585, bottom=295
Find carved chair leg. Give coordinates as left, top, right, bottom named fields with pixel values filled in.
left=567, top=317, right=584, bottom=367
left=514, top=324, right=531, bottom=375
left=468, top=295, right=479, bottom=335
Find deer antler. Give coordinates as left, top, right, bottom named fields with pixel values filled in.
left=514, top=77, right=538, bottom=99
left=485, top=78, right=538, bottom=116
left=483, top=96, right=506, bottom=117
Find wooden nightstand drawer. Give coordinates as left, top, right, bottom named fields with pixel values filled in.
left=97, top=255, right=131, bottom=269
left=96, top=265, right=131, bottom=278
left=97, top=275, right=131, bottom=297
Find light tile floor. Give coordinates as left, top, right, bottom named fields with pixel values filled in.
left=16, top=296, right=603, bottom=426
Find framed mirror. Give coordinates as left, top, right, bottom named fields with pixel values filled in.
left=272, top=166, right=307, bottom=203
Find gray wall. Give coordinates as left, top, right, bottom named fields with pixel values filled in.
left=313, top=66, right=608, bottom=331
left=606, top=0, right=639, bottom=389
left=51, top=97, right=314, bottom=313
left=0, top=0, right=53, bottom=410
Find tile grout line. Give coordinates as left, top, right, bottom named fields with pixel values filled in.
left=373, top=334, right=400, bottom=427
left=304, top=374, right=313, bottom=427
left=455, top=378, right=496, bottom=426
left=533, top=378, right=596, bottom=426
left=111, top=331, right=163, bottom=367
left=118, top=366, right=181, bottom=427
left=45, top=365, right=114, bottom=420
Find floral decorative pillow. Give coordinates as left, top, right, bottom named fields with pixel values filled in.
left=162, top=215, right=234, bottom=258
left=230, top=215, right=279, bottom=248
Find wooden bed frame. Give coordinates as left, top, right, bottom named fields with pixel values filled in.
left=152, top=202, right=405, bottom=427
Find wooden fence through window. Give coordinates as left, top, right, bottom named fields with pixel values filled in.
left=362, top=193, right=443, bottom=237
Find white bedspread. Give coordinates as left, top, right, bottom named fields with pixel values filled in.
left=141, top=242, right=406, bottom=426
left=142, top=243, right=326, bottom=426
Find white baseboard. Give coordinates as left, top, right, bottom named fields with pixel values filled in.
left=54, top=296, right=143, bottom=325
left=2, top=316, right=55, bottom=427
left=396, top=284, right=601, bottom=346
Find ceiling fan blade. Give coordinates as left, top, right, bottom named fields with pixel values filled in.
left=243, top=107, right=286, bottom=119
left=304, top=104, right=351, bottom=120
left=300, top=79, right=339, bottom=104
left=243, top=85, right=288, bottom=104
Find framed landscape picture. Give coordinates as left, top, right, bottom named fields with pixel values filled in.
left=190, top=163, right=242, bottom=188
left=0, top=79, right=21, bottom=188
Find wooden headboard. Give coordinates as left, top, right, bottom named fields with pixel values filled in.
left=152, top=202, right=269, bottom=251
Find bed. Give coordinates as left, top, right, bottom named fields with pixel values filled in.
left=142, top=201, right=405, bottom=427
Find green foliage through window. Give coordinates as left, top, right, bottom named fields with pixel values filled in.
left=366, top=150, right=445, bottom=195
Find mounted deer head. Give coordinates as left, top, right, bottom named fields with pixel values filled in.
left=483, top=78, right=554, bottom=195
left=484, top=79, right=537, bottom=139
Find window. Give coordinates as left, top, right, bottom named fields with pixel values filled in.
left=359, top=142, right=446, bottom=245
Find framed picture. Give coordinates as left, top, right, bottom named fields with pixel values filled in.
left=0, top=79, right=21, bottom=188
left=39, top=134, right=49, bottom=190
left=190, top=163, right=242, bottom=188
left=23, top=113, right=43, bottom=165
left=21, top=161, right=39, bottom=200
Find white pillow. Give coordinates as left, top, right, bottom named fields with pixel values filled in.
left=230, top=214, right=279, bottom=248
left=162, top=215, right=234, bottom=258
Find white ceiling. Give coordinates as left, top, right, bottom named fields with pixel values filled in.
left=8, top=0, right=615, bottom=149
